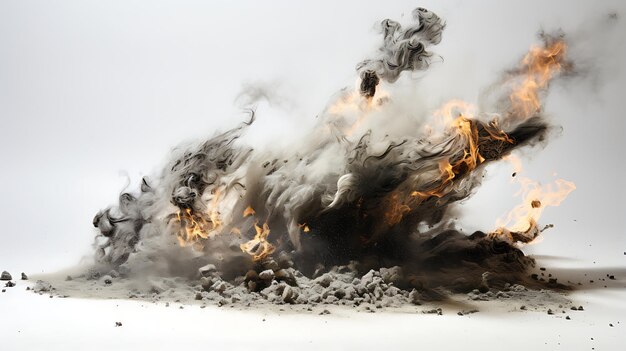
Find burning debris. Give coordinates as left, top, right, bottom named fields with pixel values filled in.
left=55, top=7, right=580, bottom=310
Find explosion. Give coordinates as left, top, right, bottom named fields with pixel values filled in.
left=88, top=7, right=576, bottom=305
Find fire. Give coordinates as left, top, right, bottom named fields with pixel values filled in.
left=494, top=176, right=576, bottom=243
left=240, top=222, right=275, bottom=261
left=431, top=100, right=477, bottom=130
left=408, top=39, right=567, bottom=208
left=509, top=40, right=567, bottom=120
left=172, top=189, right=223, bottom=248
left=410, top=160, right=457, bottom=199
left=91, top=6, right=583, bottom=285
left=174, top=208, right=214, bottom=247
left=240, top=206, right=275, bottom=261
left=243, top=206, right=256, bottom=217
left=327, top=91, right=360, bottom=115
left=384, top=192, right=412, bottom=225
left=172, top=37, right=570, bottom=256
left=411, top=102, right=507, bottom=200
left=326, top=83, right=389, bottom=137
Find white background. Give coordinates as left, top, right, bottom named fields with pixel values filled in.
left=1, top=1, right=625, bottom=349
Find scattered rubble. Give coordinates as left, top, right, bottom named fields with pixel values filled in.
left=423, top=308, right=443, bottom=315
left=33, top=280, right=54, bottom=293
left=26, top=256, right=576, bottom=315
left=457, top=310, right=478, bottom=316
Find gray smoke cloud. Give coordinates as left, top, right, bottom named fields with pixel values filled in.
left=90, top=7, right=572, bottom=291
left=357, top=7, right=445, bottom=98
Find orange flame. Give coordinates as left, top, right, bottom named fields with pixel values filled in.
left=411, top=102, right=502, bottom=201
left=509, top=40, right=567, bottom=120
left=384, top=192, right=412, bottom=225
left=326, top=83, right=389, bottom=137
left=493, top=174, right=576, bottom=243
left=243, top=206, right=256, bottom=218
left=174, top=208, right=214, bottom=248
left=240, top=222, right=275, bottom=261
left=173, top=189, right=223, bottom=248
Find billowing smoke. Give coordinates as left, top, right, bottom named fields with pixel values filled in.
left=91, top=7, right=572, bottom=295
left=357, top=7, right=445, bottom=97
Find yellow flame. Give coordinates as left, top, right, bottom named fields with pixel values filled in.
left=509, top=40, right=567, bottom=119
left=495, top=177, right=576, bottom=238
left=173, top=189, right=223, bottom=248
left=411, top=102, right=497, bottom=200
left=240, top=222, right=275, bottom=261
left=174, top=208, right=214, bottom=248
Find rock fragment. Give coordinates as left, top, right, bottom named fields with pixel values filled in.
left=275, top=269, right=297, bottom=286
left=0, top=271, right=11, bottom=281
left=424, top=308, right=443, bottom=315
left=408, top=289, right=422, bottom=305
left=282, top=285, right=298, bottom=303
left=199, top=264, right=218, bottom=277
left=33, top=280, right=53, bottom=293
left=258, top=269, right=275, bottom=281
left=21, top=272, right=28, bottom=280
left=211, top=281, right=227, bottom=293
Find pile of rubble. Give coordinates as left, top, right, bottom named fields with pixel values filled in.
left=194, top=258, right=421, bottom=309
left=4, top=261, right=582, bottom=316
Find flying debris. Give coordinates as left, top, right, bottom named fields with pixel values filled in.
left=89, top=7, right=575, bottom=304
